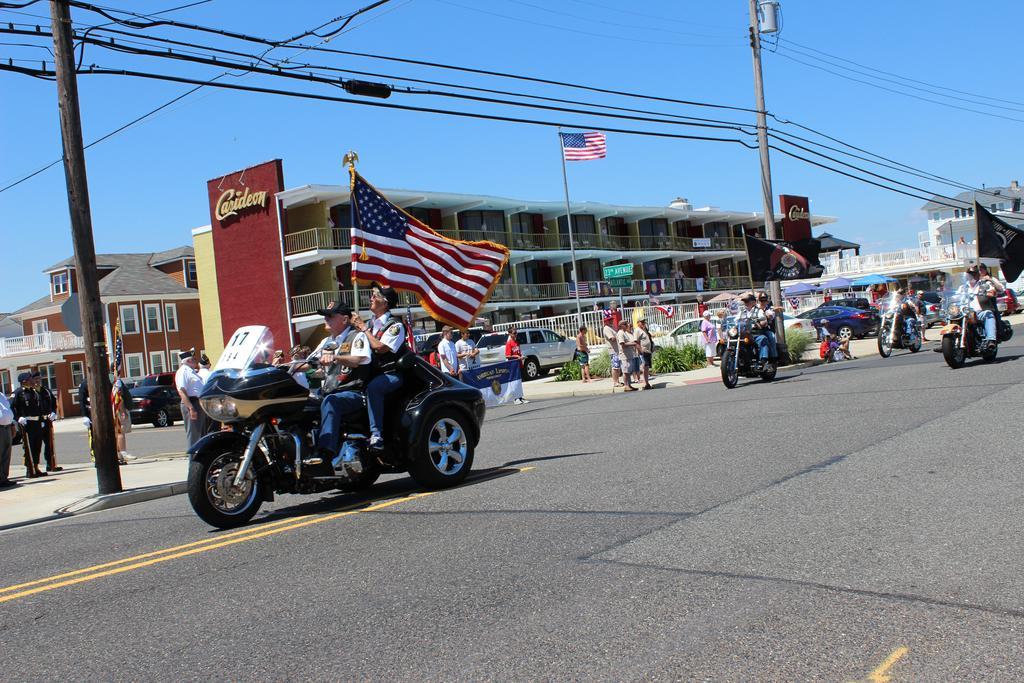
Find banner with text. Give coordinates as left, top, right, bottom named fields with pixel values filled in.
left=461, top=360, right=524, bottom=407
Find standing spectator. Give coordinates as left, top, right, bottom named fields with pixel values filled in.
left=503, top=327, right=529, bottom=405
left=111, top=379, right=135, bottom=464
left=615, top=320, right=638, bottom=392
left=0, top=390, right=15, bottom=488
left=602, top=317, right=623, bottom=387
left=197, top=354, right=213, bottom=383
left=634, top=318, right=654, bottom=390
left=175, top=349, right=205, bottom=449
left=701, top=310, right=719, bottom=366
left=455, top=330, right=481, bottom=374
left=31, top=369, right=62, bottom=472
left=604, top=301, right=623, bottom=330
left=575, top=325, right=592, bottom=383
left=696, top=296, right=708, bottom=318
left=11, top=372, right=46, bottom=478
left=437, top=326, right=459, bottom=376
left=823, top=289, right=833, bottom=303
left=78, top=375, right=93, bottom=462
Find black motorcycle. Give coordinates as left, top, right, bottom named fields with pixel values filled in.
left=187, top=326, right=486, bottom=528
left=720, top=318, right=778, bottom=388
left=877, top=293, right=922, bottom=358
left=940, top=288, right=1012, bottom=369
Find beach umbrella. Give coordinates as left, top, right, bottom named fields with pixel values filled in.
left=851, top=274, right=898, bottom=286
left=818, top=277, right=853, bottom=289
left=783, top=282, right=817, bottom=296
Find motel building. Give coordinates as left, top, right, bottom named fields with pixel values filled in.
left=0, top=249, right=205, bottom=417
left=193, top=159, right=838, bottom=359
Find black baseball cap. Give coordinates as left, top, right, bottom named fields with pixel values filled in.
left=317, top=301, right=354, bottom=317
left=17, top=371, right=31, bottom=383
left=372, top=283, right=399, bottom=309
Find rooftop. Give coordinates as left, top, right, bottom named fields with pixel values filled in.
left=922, top=183, right=1024, bottom=212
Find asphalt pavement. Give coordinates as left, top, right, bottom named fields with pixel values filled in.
left=48, top=422, right=187, bottom=465
left=1, top=337, right=1022, bottom=680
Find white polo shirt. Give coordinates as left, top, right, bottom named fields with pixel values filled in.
left=175, top=364, right=204, bottom=399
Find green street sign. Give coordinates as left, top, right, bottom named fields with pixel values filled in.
left=603, top=264, right=633, bottom=280
left=607, top=277, right=632, bottom=288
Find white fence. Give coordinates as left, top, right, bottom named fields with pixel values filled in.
left=820, top=244, right=975, bottom=277
left=0, top=331, right=83, bottom=359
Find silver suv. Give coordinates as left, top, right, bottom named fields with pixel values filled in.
left=476, top=328, right=577, bottom=380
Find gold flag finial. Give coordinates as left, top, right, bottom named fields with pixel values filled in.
left=343, top=150, right=359, bottom=190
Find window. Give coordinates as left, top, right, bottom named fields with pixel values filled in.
left=528, top=331, right=544, bottom=344
left=70, top=361, right=85, bottom=389
left=954, top=209, right=961, bottom=219
left=0, top=369, right=9, bottom=395
left=458, top=210, right=506, bottom=236
left=125, top=353, right=145, bottom=379
left=52, top=271, right=69, bottom=295
left=149, top=351, right=167, bottom=375
left=120, top=305, right=139, bottom=334
left=600, top=216, right=626, bottom=235
left=170, top=349, right=180, bottom=366
left=164, top=303, right=179, bottom=332
left=38, top=364, right=57, bottom=392
left=144, top=303, right=162, bottom=333
left=637, top=218, right=669, bottom=237
left=557, top=214, right=597, bottom=235
left=542, top=330, right=564, bottom=343
left=932, top=212, right=941, bottom=221
left=511, top=212, right=540, bottom=235
left=32, top=319, right=49, bottom=335
left=186, top=260, right=197, bottom=284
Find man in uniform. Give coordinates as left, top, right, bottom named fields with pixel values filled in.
left=11, top=371, right=46, bottom=478
left=350, top=284, right=408, bottom=451
left=174, top=349, right=205, bottom=449
left=32, top=369, right=62, bottom=472
left=313, top=301, right=372, bottom=465
left=0, top=389, right=15, bottom=487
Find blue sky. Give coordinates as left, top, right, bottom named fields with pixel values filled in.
left=2, top=0, right=1021, bottom=312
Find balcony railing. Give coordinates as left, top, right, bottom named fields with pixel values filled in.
left=820, top=244, right=975, bottom=277
left=0, top=331, right=83, bottom=358
left=284, top=227, right=351, bottom=255
left=434, top=229, right=745, bottom=253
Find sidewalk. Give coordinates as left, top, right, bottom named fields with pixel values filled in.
left=0, top=455, right=188, bottom=531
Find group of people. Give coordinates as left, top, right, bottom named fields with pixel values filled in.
left=434, top=325, right=482, bottom=378
left=585, top=305, right=654, bottom=391
left=0, top=369, right=62, bottom=488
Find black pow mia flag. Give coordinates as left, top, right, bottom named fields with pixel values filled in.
left=976, top=201, right=1024, bottom=282
left=744, top=234, right=825, bottom=281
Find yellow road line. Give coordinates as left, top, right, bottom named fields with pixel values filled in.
left=0, top=492, right=434, bottom=605
left=867, top=646, right=909, bottom=683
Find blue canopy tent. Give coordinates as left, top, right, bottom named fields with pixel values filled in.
left=851, top=274, right=898, bottom=286
left=818, top=277, right=854, bottom=290
left=783, top=282, right=818, bottom=296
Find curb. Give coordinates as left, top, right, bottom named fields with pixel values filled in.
left=0, top=481, right=188, bottom=533
left=523, top=358, right=825, bottom=400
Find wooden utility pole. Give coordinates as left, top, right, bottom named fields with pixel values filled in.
left=747, top=0, right=789, bottom=361
left=49, top=0, right=122, bottom=494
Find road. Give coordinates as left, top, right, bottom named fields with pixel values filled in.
left=2, top=339, right=1023, bottom=680
left=50, top=422, right=187, bottom=465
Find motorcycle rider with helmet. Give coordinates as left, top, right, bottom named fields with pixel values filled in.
left=966, top=266, right=1001, bottom=349
left=737, top=292, right=771, bottom=365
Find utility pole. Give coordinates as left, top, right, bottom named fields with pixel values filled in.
left=49, top=0, right=122, bottom=494
left=747, top=0, right=788, bottom=361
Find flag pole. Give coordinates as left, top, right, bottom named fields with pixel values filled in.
left=558, top=128, right=584, bottom=326
left=344, top=150, right=361, bottom=317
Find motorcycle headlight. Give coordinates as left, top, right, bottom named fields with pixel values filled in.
left=728, top=326, right=739, bottom=338
left=200, top=395, right=238, bottom=421
left=948, top=304, right=961, bottom=317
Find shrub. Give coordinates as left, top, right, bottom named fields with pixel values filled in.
left=554, top=358, right=582, bottom=382
left=785, top=329, right=815, bottom=364
left=651, top=344, right=706, bottom=374
left=588, top=351, right=612, bottom=378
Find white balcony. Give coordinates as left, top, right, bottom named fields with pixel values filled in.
left=818, top=244, right=977, bottom=279
left=0, top=331, right=84, bottom=359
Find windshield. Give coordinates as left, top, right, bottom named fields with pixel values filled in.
left=477, top=333, right=507, bottom=348
left=216, top=326, right=275, bottom=372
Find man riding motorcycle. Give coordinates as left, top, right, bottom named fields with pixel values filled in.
left=966, top=266, right=1001, bottom=350
left=891, top=287, right=920, bottom=339
left=756, top=292, right=778, bottom=360
left=737, top=292, right=771, bottom=365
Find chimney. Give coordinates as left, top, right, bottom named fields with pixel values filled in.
left=1012, top=180, right=1020, bottom=191
left=669, top=197, right=692, bottom=211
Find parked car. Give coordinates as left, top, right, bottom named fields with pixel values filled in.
left=128, top=385, right=182, bottom=427
left=137, top=372, right=175, bottom=387
left=797, top=305, right=879, bottom=340
left=476, top=328, right=576, bottom=380
left=825, top=296, right=871, bottom=310
left=997, top=288, right=1020, bottom=315
left=918, top=291, right=944, bottom=327
left=670, top=314, right=813, bottom=348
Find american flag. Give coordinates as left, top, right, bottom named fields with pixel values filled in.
left=568, top=280, right=590, bottom=297
left=560, top=131, right=606, bottom=161
left=350, top=173, right=510, bottom=329
left=112, top=318, right=124, bottom=378
left=655, top=305, right=675, bottom=319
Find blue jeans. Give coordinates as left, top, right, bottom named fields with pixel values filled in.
left=367, top=373, right=404, bottom=439
left=904, top=316, right=917, bottom=334
left=978, top=310, right=996, bottom=341
left=319, top=390, right=364, bottom=455
left=753, top=334, right=770, bottom=361
left=764, top=331, right=777, bottom=359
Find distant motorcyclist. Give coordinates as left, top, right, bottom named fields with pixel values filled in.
left=966, top=266, right=1000, bottom=349
left=736, top=292, right=770, bottom=364
left=756, top=292, right=779, bottom=360
left=901, top=288, right=922, bottom=336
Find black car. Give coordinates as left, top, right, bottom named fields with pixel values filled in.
left=128, top=385, right=182, bottom=427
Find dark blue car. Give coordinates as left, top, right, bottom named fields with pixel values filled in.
left=797, top=305, right=879, bottom=340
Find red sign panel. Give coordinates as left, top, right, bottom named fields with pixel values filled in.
left=779, top=194, right=812, bottom=242
left=206, top=159, right=291, bottom=349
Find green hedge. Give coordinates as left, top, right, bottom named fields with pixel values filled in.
left=652, top=344, right=707, bottom=373
left=785, top=329, right=816, bottom=364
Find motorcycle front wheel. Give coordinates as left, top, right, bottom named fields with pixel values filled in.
left=721, top=349, right=738, bottom=389
left=941, top=336, right=965, bottom=369
left=982, top=344, right=998, bottom=363
left=877, top=330, right=892, bottom=358
left=188, top=450, right=264, bottom=529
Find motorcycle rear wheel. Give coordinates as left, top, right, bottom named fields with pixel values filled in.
left=721, top=349, right=738, bottom=389
left=188, top=450, right=264, bottom=529
left=982, top=344, right=998, bottom=363
left=941, top=336, right=965, bottom=369
left=760, top=361, right=777, bottom=382
left=908, top=336, right=921, bottom=353
left=408, top=409, right=474, bottom=489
